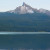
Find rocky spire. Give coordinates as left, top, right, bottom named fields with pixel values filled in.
left=22, top=2, right=26, bottom=6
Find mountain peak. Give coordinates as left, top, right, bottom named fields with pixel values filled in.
left=22, top=2, right=27, bottom=6
left=7, top=2, right=40, bottom=14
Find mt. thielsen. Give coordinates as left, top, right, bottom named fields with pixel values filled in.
left=7, top=2, right=50, bottom=15
left=0, top=2, right=50, bottom=32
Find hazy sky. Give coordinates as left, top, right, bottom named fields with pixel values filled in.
left=0, top=0, right=50, bottom=12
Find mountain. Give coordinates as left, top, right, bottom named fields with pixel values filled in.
left=7, top=2, right=50, bottom=15
left=39, top=8, right=50, bottom=15
left=0, top=2, right=50, bottom=32
left=8, top=2, right=39, bottom=14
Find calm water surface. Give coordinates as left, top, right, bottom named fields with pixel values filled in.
left=0, top=32, right=50, bottom=49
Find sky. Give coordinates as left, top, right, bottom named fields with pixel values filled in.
left=0, top=0, right=50, bottom=12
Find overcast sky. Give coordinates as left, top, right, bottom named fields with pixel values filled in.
left=0, top=0, right=50, bottom=12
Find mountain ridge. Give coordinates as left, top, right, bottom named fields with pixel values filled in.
left=7, top=2, right=50, bottom=15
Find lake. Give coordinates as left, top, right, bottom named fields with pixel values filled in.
left=0, top=32, right=50, bottom=50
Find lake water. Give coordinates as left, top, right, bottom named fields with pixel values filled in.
left=0, top=32, right=50, bottom=49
